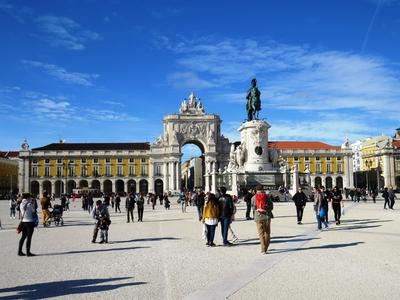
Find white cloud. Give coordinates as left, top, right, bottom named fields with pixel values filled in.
left=102, top=100, right=125, bottom=107
left=0, top=1, right=33, bottom=23
left=35, top=15, right=101, bottom=50
left=22, top=60, right=99, bottom=86
left=167, top=71, right=217, bottom=89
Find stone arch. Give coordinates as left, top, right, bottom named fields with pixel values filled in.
left=91, top=179, right=101, bottom=190
left=139, top=179, right=148, bottom=194
left=43, top=180, right=52, bottom=195
left=314, top=176, right=322, bottom=188
left=79, top=179, right=88, bottom=188
left=30, top=181, right=39, bottom=196
left=127, top=179, right=136, bottom=194
left=336, top=176, right=343, bottom=189
left=103, top=180, right=112, bottom=194
left=116, top=179, right=124, bottom=194
left=67, top=180, right=76, bottom=194
left=55, top=180, right=64, bottom=197
left=154, top=179, right=163, bottom=196
left=325, top=176, right=333, bottom=189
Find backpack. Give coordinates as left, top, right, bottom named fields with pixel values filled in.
left=255, top=193, right=266, bottom=213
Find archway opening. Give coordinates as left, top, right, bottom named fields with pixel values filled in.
left=116, top=179, right=124, bottom=194
left=79, top=180, right=88, bottom=188
left=128, top=179, right=136, bottom=194
left=326, top=177, right=333, bottom=189
left=314, top=177, right=322, bottom=188
left=55, top=180, right=64, bottom=197
left=181, top=141, right=205, bottom=192
left=104, top=180, right=112, bottom=194
left=31, top=181, right=39, bottom=197
left=67, top=180, right=76, bottom=194
left=336, top=177, right=343, bottom=189
left=155, top=179, right=163, bottom=197
left=91, top=180, right=100, bottom=190
left=43, top=180, right=52, bottom=195
left=139, top=179, right=148, bottom=194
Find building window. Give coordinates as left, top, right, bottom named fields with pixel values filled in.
left=305, top=156, right=309, bottom=161
left=57, top=166, right=62, bottom=177
left=337, top=156, right=342, bottom=161
left=316, top=156, right=320, bottom=161
left=294, top=156, right=299, bottom=161
left=337, top=163, right=343, bottom=173
left=156, top=165, right=162, bottom=176
left=129, top=165, right=135, bottom=176
left=44, top=166, right=50, bottom=177
left=81, top=158, right=86, bottom=163
left=305, top=163, right=310, bottom=171
left=32, top=159, right=38, bottom=164
left=81, top=165, right=87, bottom=177
left=94, top=158, right=99, bottom=163
left=316, top=163, right=321, bottom=173
left=129, top=158, right=134, bottom=163
left=117, top=158, right=123, bottom=163
left=141, top=165, right=147, bottom=176
left=32, top=166, right=38, bottom=177
left=68, top=166, right=75, bottom=177
left=69, top=159, right=74, bottom=164
left=105, top=165, right=111, bottom=176
left=327, top=163, right=331, bottom=173
left=327, top=156, right=331, bottom=161
left=57, top=159, right=62, bottom=164
left=141, top=158, right=146, bottom=163
left=106, top=158, right=111, bottom=163
left=45, top=159, right=50, bottom=164
left=117, top=165, right=123, bottom=176
left=93, top=165, right=99, bottom=177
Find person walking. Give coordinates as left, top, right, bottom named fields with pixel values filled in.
left=218, top=186, right=234, bottom=246
left=10, top=197, right=17, bottom=219
left=196, top=191, right=205, bottom=221
left=18, top=193, right=36, bottom=256
left=91, top=200, right=110, bottom=243
left=87, top=194, right=94, bottom=214
left=180, top=192, right=187, bottom=213
left=314, top=187, right=329, bottom=230
left=382, top=188, right=390, bottom=209
left=252, top=185, right=273, bottom=254
left=126, top=194, right=135, bottom=223
left=388, top=187, right=397, bottom=209
left=164, top=194, right=171, bottom=210
left=244, top=189, right=254, bottom=220
left=371, top=189, right=377, bottom=203
left=115, top=195, right=121, bottom=213
left=331, top=186, right=343, bottom=225
left=137, top=193, right=145, bottom=222
left=202, top=193, right=220, bottom=247
left=292, top=187, right=307, bottom=224
left=40, top=192, right=52, bottom=227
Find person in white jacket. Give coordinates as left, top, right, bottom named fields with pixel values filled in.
left=18, top=193, right=36, bottom=256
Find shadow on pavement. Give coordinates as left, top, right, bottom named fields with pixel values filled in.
left=269, top=241, right=364, bottom=254
left=43, top=246, right=150, bottom=256
left=236, top=236, right=319, bottom=246
left=111, top=237, right=181, bottom=244
left=0, top=277, right=146, bottom=299
left=331, top=224, right=381, bottom=231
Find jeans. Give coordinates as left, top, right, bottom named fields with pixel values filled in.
left=18, top=222, right=34, bottom=254
left=384, top=198, right=390, bottom=209
left=10, top=207, right=16, bottom=218
left=245, top=201, right=252, bottom=219
left=316, top=213, right=328, bottom=229
left=127, top=208, right=134, bottom=222
left=205, top=224, right=216, bottom=244
left=115, top=203, right=121, bottom=213
left=296, top=206, right=304, bottom=222
left=197, top=206, right=204, bottom=221
left=138, top=207, right=144, bottom=221
left=220, top=217, right=230, bottom=244
left=332, top=204, right=341, bottom=222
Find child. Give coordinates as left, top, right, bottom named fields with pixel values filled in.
left=164, top=196, right=170, bottom=210
left=99, top=214, right=111, bottom=244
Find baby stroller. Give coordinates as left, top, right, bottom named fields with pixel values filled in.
left=51, top=204, right=64, bottom=226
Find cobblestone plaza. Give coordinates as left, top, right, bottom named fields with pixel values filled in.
left=1, top=198, right=399, bottom=299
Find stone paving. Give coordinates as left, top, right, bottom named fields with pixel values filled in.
left=0, top=196, right=399, bottom=299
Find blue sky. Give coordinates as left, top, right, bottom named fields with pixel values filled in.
left=1, top=0, right=400, bottom=159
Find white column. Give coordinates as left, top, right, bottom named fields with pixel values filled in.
left=176, top=161, right=181, bottom=192
left=39, top=181, right=43, bottom=197
left=163, top=162, right=168, bottom=192
left=112, top=180, right=116, bottom=194
left=211, top=162, right=217, bottom=193
left=51, top=181, right=56, bottom=196
left=149, top=162, right=155, bottom=193
left=290, top=168, right=299, bottom=195
left=383, top=154, right=391, bottom=188
left=205, top=173, right=210, bottom=192
left=125, top=181, right=129, bottom=193
left=170, top=162, right=176, bottom=191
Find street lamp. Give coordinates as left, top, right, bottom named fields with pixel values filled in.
left=365, top=159, right=373, bottom=191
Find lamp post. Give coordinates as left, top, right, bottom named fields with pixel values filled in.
left=365, top=159, right=372, bottom=192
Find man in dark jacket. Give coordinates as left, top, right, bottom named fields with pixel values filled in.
left=126, top=194, right=136, bottom=223
left=244, top=189, right=254, bottom=220
left=218, top=187, right=234, bottom=246
left=292, top=187, right=307, bottom=224
left=382, top=188, right=390, bottom=209
left=196, top=192, right=205, bottom=221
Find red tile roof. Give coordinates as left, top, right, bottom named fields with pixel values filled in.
left=32, top=143, right=150, bottom=151
left=393, top=140, right=400, bottom=149
left=0, top=151, right=19, bottom=158
left=268, top=141, right=340, bottom=150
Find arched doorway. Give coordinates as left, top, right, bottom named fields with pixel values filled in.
left=104, top=180, right=112, bottom=194
left=396, top=176, right=400, bottom=189
left=314, top=177, right=322, bottom=188
left=91, top=179, right=100, bottom=190
left=67, top=180, right=76, bottom=194
left=155, top=179, right=163, bottom=196
left=139, top=179, right=148, bottom=194
left=127, top=180, right=136, bottom=193
left=55, top=180, right=64, bottom=197
left=30, top=181, right=39, bottom=196
left=116, top=179, right=124, bottom=194
left=43, top=180, right=52, bottom=195
left=326, top=177, right=333, bottom=189
left=181, top=141, right=205, bottom=192
left=79, top=179, right=88, bottom=188
left=336, top=177, right=343, bottom=189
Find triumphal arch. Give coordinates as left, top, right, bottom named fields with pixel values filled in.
left=150, top=93, right=230, bottom=193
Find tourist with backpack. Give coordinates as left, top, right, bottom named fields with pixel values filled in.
left=252, top=185, right=273, bottom=254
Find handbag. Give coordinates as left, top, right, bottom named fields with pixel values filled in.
left=17, top=208, right=26, bottom=234
left=202, top=224, right=207, bottom=240
left=33, top=212, right=39, bottom=227
left=319, top=207, right=326, bottom=219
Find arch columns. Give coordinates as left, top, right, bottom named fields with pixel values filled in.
left=163, top=162, right=169, bottom=192
left=39, top=181, right=43, bottom=197
left=175, top=161, right=181, bottom=192
left=149, top=161, right=155, bottom=193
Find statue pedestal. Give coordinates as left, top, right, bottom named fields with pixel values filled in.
left=239, top=120, right=273, bottom=172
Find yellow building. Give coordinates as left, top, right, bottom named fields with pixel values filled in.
left=0, top=151, right=19, bottom=196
